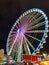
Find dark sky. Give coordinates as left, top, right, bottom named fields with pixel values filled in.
left=0, top=0, right=49, bottom=54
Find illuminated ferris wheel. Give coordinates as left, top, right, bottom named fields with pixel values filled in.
left=6, top=8, right=48, bottom=62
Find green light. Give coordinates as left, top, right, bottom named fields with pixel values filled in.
left=2, top=58, right=7, bottom=61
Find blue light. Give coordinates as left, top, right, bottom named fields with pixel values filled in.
left=17, top=29, right=21, bottom=33
left=17, top=29, right=20, bottom=33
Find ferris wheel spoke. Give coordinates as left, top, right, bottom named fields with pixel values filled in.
left=34, top=12, right=40, bottom=18
left=13, top=28, right=17, bottom=31
left=33, top=21, right=45, bottom=29
left=20, top=37, right=23, bottom=54
left=11, top=31, right=17, bottom=34
left=23, top=34, right=35, bottom=50
left=9, top=35, right=16, bottom=41
left=17, top=37, right=23, bottom=61
left=9, top=36, right=15, bottom=42
left=25, top=34, right=41, bottom=42
left=26, top=11, right=36, bottom=22
left=8, top=35, right=18, bottom=55
left=15, top=24, right=19, bottom=29
left=24, top=43, right=28, bottom=54
left=8, top=42, right=15, bottom=55
left=27, top=12, right=36, bottom=23
left=10, top=34, right=16, bottom=37
left=28, top=15, right=44, bottom=28
left=36, top=15, right=43, bottom=21
left=20, top=12, right=40, bottom=28
left=29, top=12, right=40, bottom=23
left=24, top=39, right=31, bottom=54
left=26, top=30, right=44, bottom=33
left=27, top=12, right=40, bottom=26
left=20, top=12, right=36, bottom=26
left=28, top=21, right=45, bottom=30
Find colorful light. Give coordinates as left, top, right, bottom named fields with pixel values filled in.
left=6, top=8, right=48, bottom=62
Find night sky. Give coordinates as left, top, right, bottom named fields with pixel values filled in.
left=0, top=0, right=49, bottom=54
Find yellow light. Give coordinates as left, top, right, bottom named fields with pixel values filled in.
left=40, top=61, right=49, bottom=65
left=43, top=53, right=47, bottom=58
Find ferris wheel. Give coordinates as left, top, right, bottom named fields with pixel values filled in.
left=6, top=8, right=49, bottom=62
